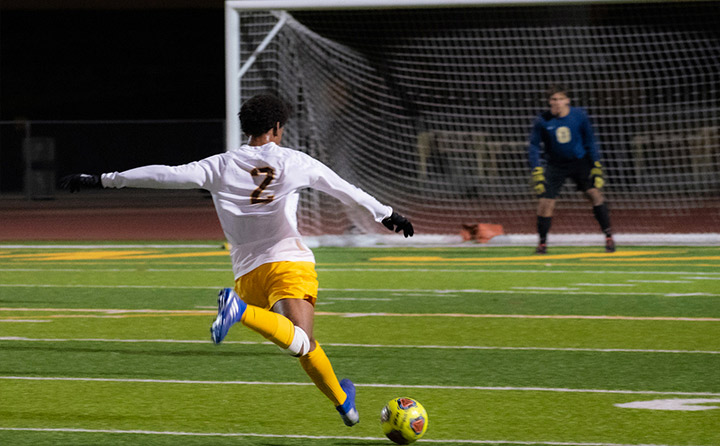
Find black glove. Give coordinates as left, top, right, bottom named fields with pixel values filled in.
left=382, top=212, right=414, bottom=238
left=59, top=174, right=102, bottom=193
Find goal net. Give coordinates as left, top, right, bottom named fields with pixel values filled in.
left=226, top=0, right=720, bottom=239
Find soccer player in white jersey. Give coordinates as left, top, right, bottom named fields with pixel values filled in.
left=60, top=94, right=414, bottom=427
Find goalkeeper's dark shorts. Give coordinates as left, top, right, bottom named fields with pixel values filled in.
left=543, top=158, right=594, bottom=199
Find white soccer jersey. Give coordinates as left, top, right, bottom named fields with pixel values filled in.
left=101, top=142, right=393, bottom=278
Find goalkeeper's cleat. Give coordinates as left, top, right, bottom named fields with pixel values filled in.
left=210, top=288, right=246, bottom=344
left=336, top=378, right=359, bottom=427
left=535, top=243, right=547, bottom=255
left=605, top=236, right=616, bottom=253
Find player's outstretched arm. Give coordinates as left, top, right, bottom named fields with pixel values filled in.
left=59, top=174, right=103, bottom=193
left=382, top=212, right=414, bottom=238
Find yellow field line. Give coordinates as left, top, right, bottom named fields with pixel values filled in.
left=585, top=256, right=720, bottom=262
left=0, top=251, right=231, bottom=261
left=369, top=250, right=675, bottom=262
left=332, top=262, right=719, bottom=267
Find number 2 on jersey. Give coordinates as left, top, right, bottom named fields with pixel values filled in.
left=250, top=166, right=275, bottom=204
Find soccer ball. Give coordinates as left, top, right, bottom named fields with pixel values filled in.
left=380, top=397, right=428, bottom=444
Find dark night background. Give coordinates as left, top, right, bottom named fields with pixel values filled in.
left=0, top=1, right=226, bottom=192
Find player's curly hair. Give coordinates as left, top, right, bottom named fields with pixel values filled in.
left=546, top=84, right=569, bottom=99
left=239, top=94, right=291, bottom=137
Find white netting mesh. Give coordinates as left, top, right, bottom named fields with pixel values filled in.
left=232, top=3, right=720, bottom=235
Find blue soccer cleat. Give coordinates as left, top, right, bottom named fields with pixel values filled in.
left=336, top=378, right=359, bottom=426
left=210, top=288, right=246, bottom=344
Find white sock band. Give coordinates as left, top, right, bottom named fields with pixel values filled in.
left=284, top=326, right=310, bottom=357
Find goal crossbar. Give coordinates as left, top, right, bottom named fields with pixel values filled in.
left=225, top=0, right=685, bottom=11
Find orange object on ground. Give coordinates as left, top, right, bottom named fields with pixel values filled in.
left=461, top=223, right=505, bottom=243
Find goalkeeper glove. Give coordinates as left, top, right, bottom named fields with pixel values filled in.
left=59, top=174, right=102, bottom=193
left=382, top=212, right=414, bottom=238
left=531, top=166, right=546, bottom=197
left=590, top=161, right=604, bottom=189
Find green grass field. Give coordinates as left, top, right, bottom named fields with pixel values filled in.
left=1, top=243, right=719, bottom=445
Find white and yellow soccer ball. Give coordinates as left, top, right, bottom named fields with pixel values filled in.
left=380, top=397, right=428, bottom=444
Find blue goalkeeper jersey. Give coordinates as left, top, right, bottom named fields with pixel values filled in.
left=527, top=106, right=600, bottom=168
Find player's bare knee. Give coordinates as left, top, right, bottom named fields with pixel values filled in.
left=586, top=189, right=603, bottom=206
left=537, top=198, right=555, bottom=216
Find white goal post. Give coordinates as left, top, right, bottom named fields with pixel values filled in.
left=224, top=0, right=720, bottom=242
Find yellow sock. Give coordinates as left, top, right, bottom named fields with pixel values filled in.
left=240, top=306, right=345, bottom=405
left=299, top=342, right=346, bottom=406
left=240, top=304, right=294, bottom=349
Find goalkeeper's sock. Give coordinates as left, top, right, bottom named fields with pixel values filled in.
left=592, top=203, right=612, bottom=236
left=299, top=341, right=346, bottom=406
left=537, top=216, right=552, bottom=244
left=240, top=305, right=295, bottom=349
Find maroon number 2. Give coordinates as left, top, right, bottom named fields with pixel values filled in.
left=250, top=167, right=275, bottom=204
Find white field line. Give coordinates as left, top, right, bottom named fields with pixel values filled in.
left=0, top=284, right=219, bottom=289
left=0, top=268, right=229, bottom=272
left=1, top=283, right=719, bottom=298
left=0, top=268, right=136, bottom=272
left=325, top=313, right=720, bottom=321
left=321, top=288, right=720, bottom=298
left=319, top=268, right=720, bottom=276
left=627, top=280, right=694, bottom=284
left=0, top=308, right=210, bottom=313
left=0, top=320, right=51, bottom=323
left=391, top=292, right=460, bottom=297
left=1, top=336, right=718, bottom=355
left=2, top=376, right=720, bottom=397
left=573, top=283, right=636, bottom=287
left=0, top=244, right=219, bottom=249
left=1, top=307, right=719, bottom=322
left=0, top=427, right=705, bottom=446
left=2, top=267, right=720, bottom=276
left=325, top=297, right=393, bottom=301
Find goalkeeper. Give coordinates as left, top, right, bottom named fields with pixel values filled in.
left=60, top=94, right=414, bottom=427
left=527, top=84, right=615, bottom=254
